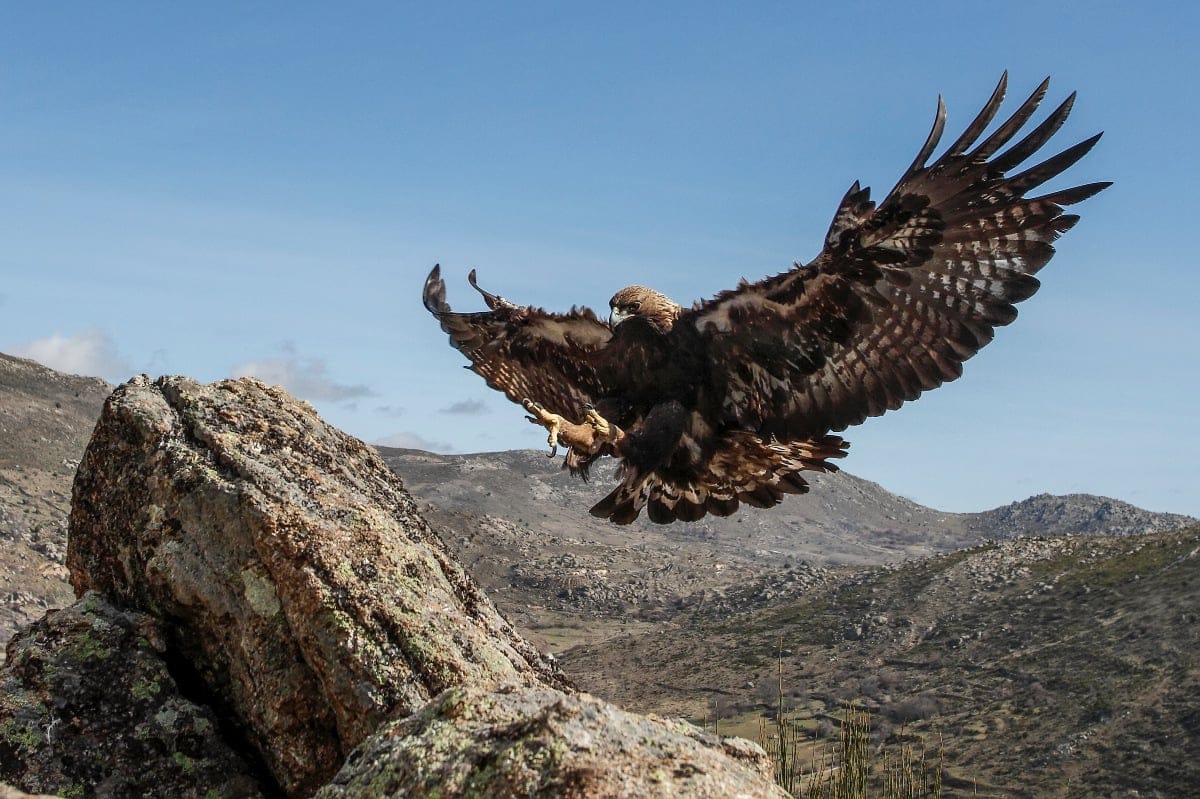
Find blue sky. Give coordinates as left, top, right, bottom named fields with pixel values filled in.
left=3, top=3, right=1197, bottom=516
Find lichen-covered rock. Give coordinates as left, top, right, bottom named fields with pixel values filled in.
left=317, top=684, right=789, bottom=799
left=67, top=376, right=562, bottom=797
left=0, top=591, right=263, bottom=798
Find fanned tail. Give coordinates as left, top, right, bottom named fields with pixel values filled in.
left=589, top=433, right=848, bottom=525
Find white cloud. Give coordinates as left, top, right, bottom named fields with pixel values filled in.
left=439, top=398, right=488, bottom=416
left=374, top=431, right=455, bottom=452
left=231, top=342, right=373, bottom=403
left=11, top=329, right=132, bottom=381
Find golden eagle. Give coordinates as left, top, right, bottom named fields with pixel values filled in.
left=423, top=74, right=1108, bottom=524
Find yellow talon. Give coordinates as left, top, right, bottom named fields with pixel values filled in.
left=523, top=398, right=564, bottom=457
left=584, top=403, right=622, bottom=444
left=524, top=398, right=623, bottom=457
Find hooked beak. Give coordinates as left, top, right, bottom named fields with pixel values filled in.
left=608, top=307, right=630, bottom=329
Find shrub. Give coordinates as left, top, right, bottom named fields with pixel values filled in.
left=883, top=696, right=939, bottom=724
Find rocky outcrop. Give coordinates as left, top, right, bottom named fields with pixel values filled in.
left=0, top=591, right=262, bottom=798
left=317, top=684, right=788, bottom=799
left=44, top=375, right=786, bottom=799
left=65, top=375, right=562, bottom=796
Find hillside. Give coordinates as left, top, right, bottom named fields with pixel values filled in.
left=381, top=447, right=980, bottom=567
left=963, top=492, right=1194, bottom=538
left=384, top=448, right=1195, bottom=567
left=0, top=354, right=110, bottom=659
left=560, top=529, right=1200, bottom=797
left=379, top=447, right=1197, bottom=658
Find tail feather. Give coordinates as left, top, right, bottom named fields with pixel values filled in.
left=590, top=433, right=848, bottom=524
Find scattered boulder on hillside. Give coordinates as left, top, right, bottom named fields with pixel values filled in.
left=0, top=591, right=263, bottom=798
left=317, top=683, right=788, bottom=799
left=66, top=375, right=564, bottom=796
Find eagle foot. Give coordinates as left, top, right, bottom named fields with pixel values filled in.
left=523, top=398, right=620, bottom=457
left=583, top=403, right=624, bottom=446
left=523, top=398, right=565, bottom=457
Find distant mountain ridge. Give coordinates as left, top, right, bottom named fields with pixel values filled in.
left=964, top=492, right=1195, bottom=538
left=381, top=447, right=1196, bottom=568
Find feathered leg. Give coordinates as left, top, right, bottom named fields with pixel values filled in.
left=522, top=398, right=624, bottom=458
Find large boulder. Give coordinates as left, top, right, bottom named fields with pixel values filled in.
left=317, top=684, right=789, bottom=799
left=54, top=374, right=786, bottom=798
left=66, top=376, right=561, bottom=796
left=0, top=591, right=263, bottom=798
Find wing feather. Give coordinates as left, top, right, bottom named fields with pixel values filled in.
left=902, top=96, right=947, bottom=176
left=990, top=93, right=1076, bottom=174
left=971, top=76, right=1051, bottom=160
left=687, top=76, right=1108, bottom=439
left=944, top=71, right=1009, bottom=156
left=423, top=265, right=613, bottom=417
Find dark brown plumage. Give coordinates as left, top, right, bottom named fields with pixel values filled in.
left=423, top=74, right=1109, bottom=524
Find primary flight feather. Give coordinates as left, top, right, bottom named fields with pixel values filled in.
left=423, top=74, right=1109, bottom=525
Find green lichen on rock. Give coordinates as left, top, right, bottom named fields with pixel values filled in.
left=0, top=718, right=44, bottom=752
left=131, top=675, right=162, bottom=701
left=65, top=631, right=111, bottom=662
left=240, top=566, right=281, bottom=617
left=173, top=751, right=196, bottom=773
left=316, top=684, right=788, bottom=799
left=0, top=593, right=265, bottom=798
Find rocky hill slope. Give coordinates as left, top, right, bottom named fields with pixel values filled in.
left=0, top=355, right=110, bottom=661
left=962, top=492, right=1194, bottom=538
left=380, top=447, right=1196, bottom=657
left=384, top=447, right=1195, bottom=567
left=384, top=448, right=978, bottom=567
left=562, top=528, right=1200, bottom=797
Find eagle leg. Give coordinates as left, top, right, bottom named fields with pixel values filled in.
left=523, top=398, right=613, bottom=458
left=583, top=403, right=625, bottom=447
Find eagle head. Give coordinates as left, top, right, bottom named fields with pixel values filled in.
left=608, top=286, right=682, bottom=332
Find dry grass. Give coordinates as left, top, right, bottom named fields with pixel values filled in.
left=757, top=641, right=943, bottom=798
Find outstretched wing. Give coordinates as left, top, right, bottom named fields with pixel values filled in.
left=687, top=73, right=1110, bottom=441
left=423, top=265, right=613, bottom=416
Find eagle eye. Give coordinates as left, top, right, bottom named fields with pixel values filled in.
left=628, top=301, right=641, bottom=312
